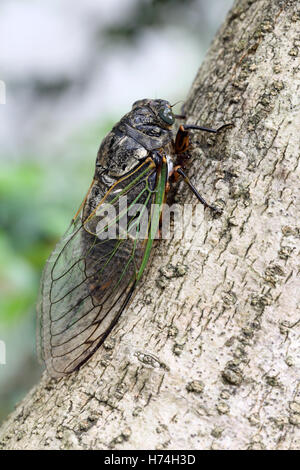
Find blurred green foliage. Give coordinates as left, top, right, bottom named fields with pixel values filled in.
left=0, top=164, right=48, bottom=326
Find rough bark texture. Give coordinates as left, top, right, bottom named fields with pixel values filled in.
left=1, top=0, right=300, bottom=450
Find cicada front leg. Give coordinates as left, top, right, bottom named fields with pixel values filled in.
left=182, top=122, right=233, bottom=134
left=173, top=122, right=233, bottom=213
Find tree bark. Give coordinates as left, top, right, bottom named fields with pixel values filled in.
left=1, top=0, right=299, bottom=450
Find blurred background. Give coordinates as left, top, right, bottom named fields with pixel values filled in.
left=0, top=0, right=233, bottom=424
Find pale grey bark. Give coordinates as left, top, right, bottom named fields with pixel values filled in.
left=1, top=0, right=300, bottom=450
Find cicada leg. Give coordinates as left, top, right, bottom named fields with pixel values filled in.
left=182, top=123, right=233, bottom=134
left=174, top=114, right=186, bottom=120
left=173, top=121, right=233, bottom=212
left=174, top=125, right=191, bottom=177
left=174, top=166, right=220, bottom=213
left=175, top=125, right=190, bottom=154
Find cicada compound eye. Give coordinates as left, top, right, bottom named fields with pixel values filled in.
left=158, top=106, right=175, bottom=125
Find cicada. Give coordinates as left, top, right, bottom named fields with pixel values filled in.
left=37, top=98, right=230, bottom=377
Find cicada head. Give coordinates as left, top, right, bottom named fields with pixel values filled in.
left=132, top=98, right=175, bottom=129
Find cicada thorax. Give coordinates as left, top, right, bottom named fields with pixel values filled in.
left=95, top=127, right=149, bottom=179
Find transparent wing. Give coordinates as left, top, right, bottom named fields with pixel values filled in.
left=37, top=158, right=166, bottom=377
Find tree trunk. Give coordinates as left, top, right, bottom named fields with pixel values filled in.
left=1, top=0, right=299, bottom=450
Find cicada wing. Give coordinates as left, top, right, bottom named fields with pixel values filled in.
left=37, top=217, right=139, bottom=377
left=37, top=158, right=166, bottom=378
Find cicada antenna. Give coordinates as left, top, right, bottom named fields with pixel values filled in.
left=170, top=100, right=184, bottom=108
